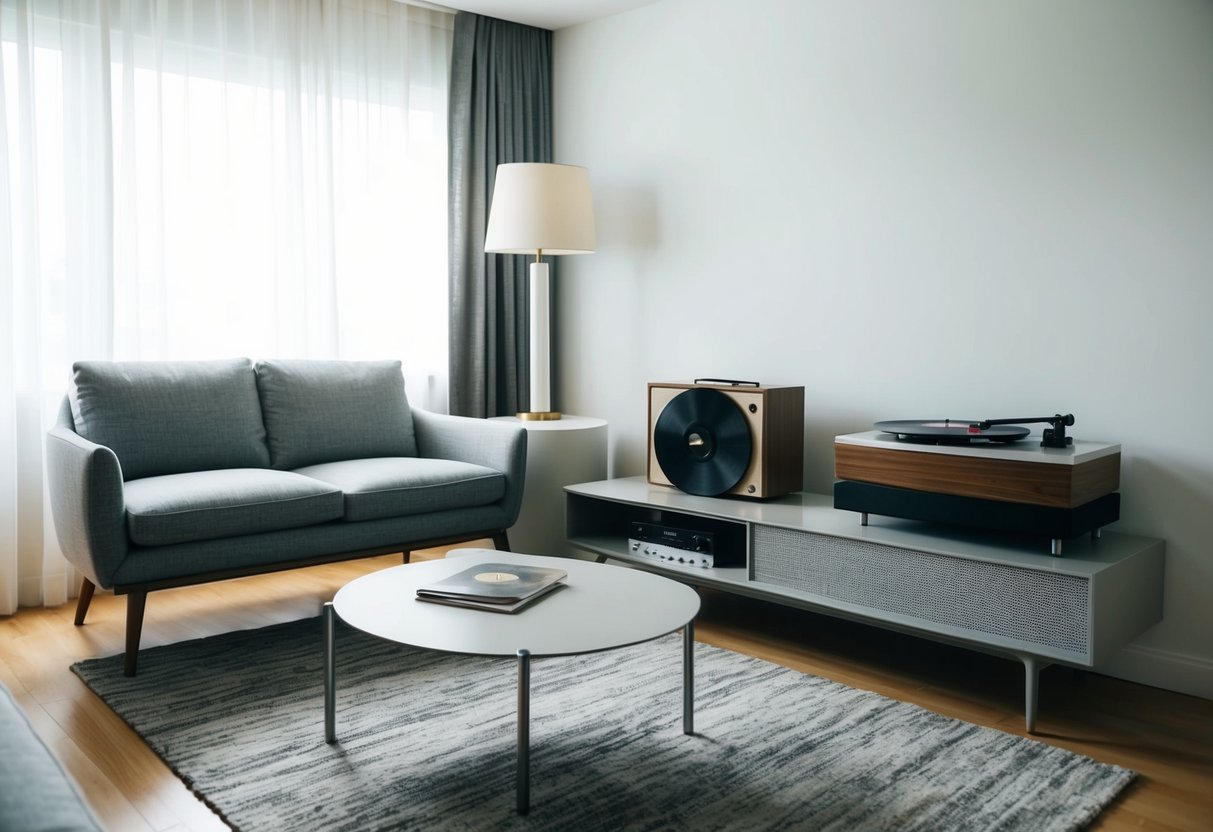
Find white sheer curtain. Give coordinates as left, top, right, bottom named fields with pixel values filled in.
left=0, top=0, right=453, bottom=614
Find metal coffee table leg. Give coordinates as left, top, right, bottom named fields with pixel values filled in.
left=683, top=620, right=695, bottom=735
left=517, top=648, right=531, bottom=814
left=324, top=602, right=336, bottom=743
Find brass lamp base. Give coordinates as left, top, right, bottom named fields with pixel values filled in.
left=517, top=411, right=562, bottom=421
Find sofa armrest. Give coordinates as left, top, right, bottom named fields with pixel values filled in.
left=45, top=400, right=128, bottom=588
left=411, top=410, right=528, bottom=526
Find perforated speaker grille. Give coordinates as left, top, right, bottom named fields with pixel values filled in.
left=751, top=525, right=1090, bottom=658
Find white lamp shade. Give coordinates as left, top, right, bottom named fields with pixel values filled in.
left=484, top=163, right=596, bottom=255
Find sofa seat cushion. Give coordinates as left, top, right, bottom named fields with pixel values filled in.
left=295, top=458, right=505, bottom=523
left=70, top=358, right=270, bottom=480
left=124, top=469, right=344, bottom=547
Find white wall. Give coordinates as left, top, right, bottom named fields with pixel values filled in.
left=552, top=0, right=1213, bottom=698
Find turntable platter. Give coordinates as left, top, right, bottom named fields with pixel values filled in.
left=875, top=419, right=1030, bottom=445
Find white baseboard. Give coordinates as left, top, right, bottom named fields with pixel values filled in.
left=1096, top=644, right=1213, bottom=700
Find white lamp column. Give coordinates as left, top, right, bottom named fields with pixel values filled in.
left=529, top=259, right=552, bottom=414
left=485, top=163, right=596, bottom=420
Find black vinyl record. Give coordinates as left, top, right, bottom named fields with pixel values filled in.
left=655, top=388, right=753, bottom=496
left=875, top=419, right=1030, bottom=444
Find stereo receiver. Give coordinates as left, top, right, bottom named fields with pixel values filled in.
left=627, top=520, right=743, bottom=569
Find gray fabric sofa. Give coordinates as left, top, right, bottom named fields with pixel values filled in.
left=0, top=682, right=103, bottom=831
left=47, top=358, right=527, bottom=675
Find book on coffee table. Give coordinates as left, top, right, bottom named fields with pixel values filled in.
left=415, top=563, right=567, bottom=614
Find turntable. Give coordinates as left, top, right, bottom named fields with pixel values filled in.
left=833, top=415, right=1121, bottom=555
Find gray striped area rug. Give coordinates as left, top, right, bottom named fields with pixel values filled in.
left=72, top=618, right=1132, bottom=831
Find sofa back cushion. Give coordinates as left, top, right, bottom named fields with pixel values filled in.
left=70, top=358, right=271, bottom=481
left=254, top=359, right=417, bottom=470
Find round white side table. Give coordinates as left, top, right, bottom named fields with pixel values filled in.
left=491, top=415, right=608, bottom=556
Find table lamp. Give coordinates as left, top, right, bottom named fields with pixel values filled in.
left=485, top=162, right=596, bottom=420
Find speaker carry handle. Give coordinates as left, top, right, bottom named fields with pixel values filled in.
left=693, top=378, right=760, bottom=387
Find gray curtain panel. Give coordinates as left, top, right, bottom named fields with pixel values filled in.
left=448, top=12, right=553, bottom=418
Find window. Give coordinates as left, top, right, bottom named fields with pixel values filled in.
left=2, top=0, right=453, bottom=407
left=0, top=0, right=453, bottom=612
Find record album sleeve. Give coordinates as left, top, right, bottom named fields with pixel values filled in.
left=416, top=580, right=566, bottom=614
left=415, top=562, right=568, bottom=605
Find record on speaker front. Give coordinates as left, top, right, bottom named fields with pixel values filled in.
left=654, top=388, right=753, bottom=496
left=875, top=419, right=1030, bottom=444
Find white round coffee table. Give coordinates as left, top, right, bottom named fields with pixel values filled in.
left=323, top=549, right=701, bottom=814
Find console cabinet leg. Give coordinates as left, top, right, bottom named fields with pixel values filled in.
left=1023, top=655, right=1041, bottom=734
left=123, top=591, right=148, bottom=677
left=74, top=578, right=96, bottom=626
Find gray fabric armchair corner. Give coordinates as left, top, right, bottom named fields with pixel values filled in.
left=46, top=358, right=527, bottom=676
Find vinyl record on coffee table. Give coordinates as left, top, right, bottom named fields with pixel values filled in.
left=654, top=388, right=752, bottom=496
left=875, top=419, right=1030, bottom=444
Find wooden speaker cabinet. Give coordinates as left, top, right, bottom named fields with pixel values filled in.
left=648, top=381, right=804, bottom=499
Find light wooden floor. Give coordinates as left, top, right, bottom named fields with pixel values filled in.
left=2, top=546, right=1210, bottom=831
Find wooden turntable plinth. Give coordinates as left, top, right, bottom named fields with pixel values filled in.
left=833, top=430, right=1122, bottom=554
left=835, top=436, right=1119, bottom=508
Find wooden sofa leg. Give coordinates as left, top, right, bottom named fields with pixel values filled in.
left=402, top=550, right=411, bottom=564
left=123, top=591, right=148, bottom=677
left=74, top=578, right=96, bottom=626
left=492, top=531, right=511, bottom=552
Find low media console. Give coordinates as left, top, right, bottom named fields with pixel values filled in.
left=564, top=476, right=1165, bottom=732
